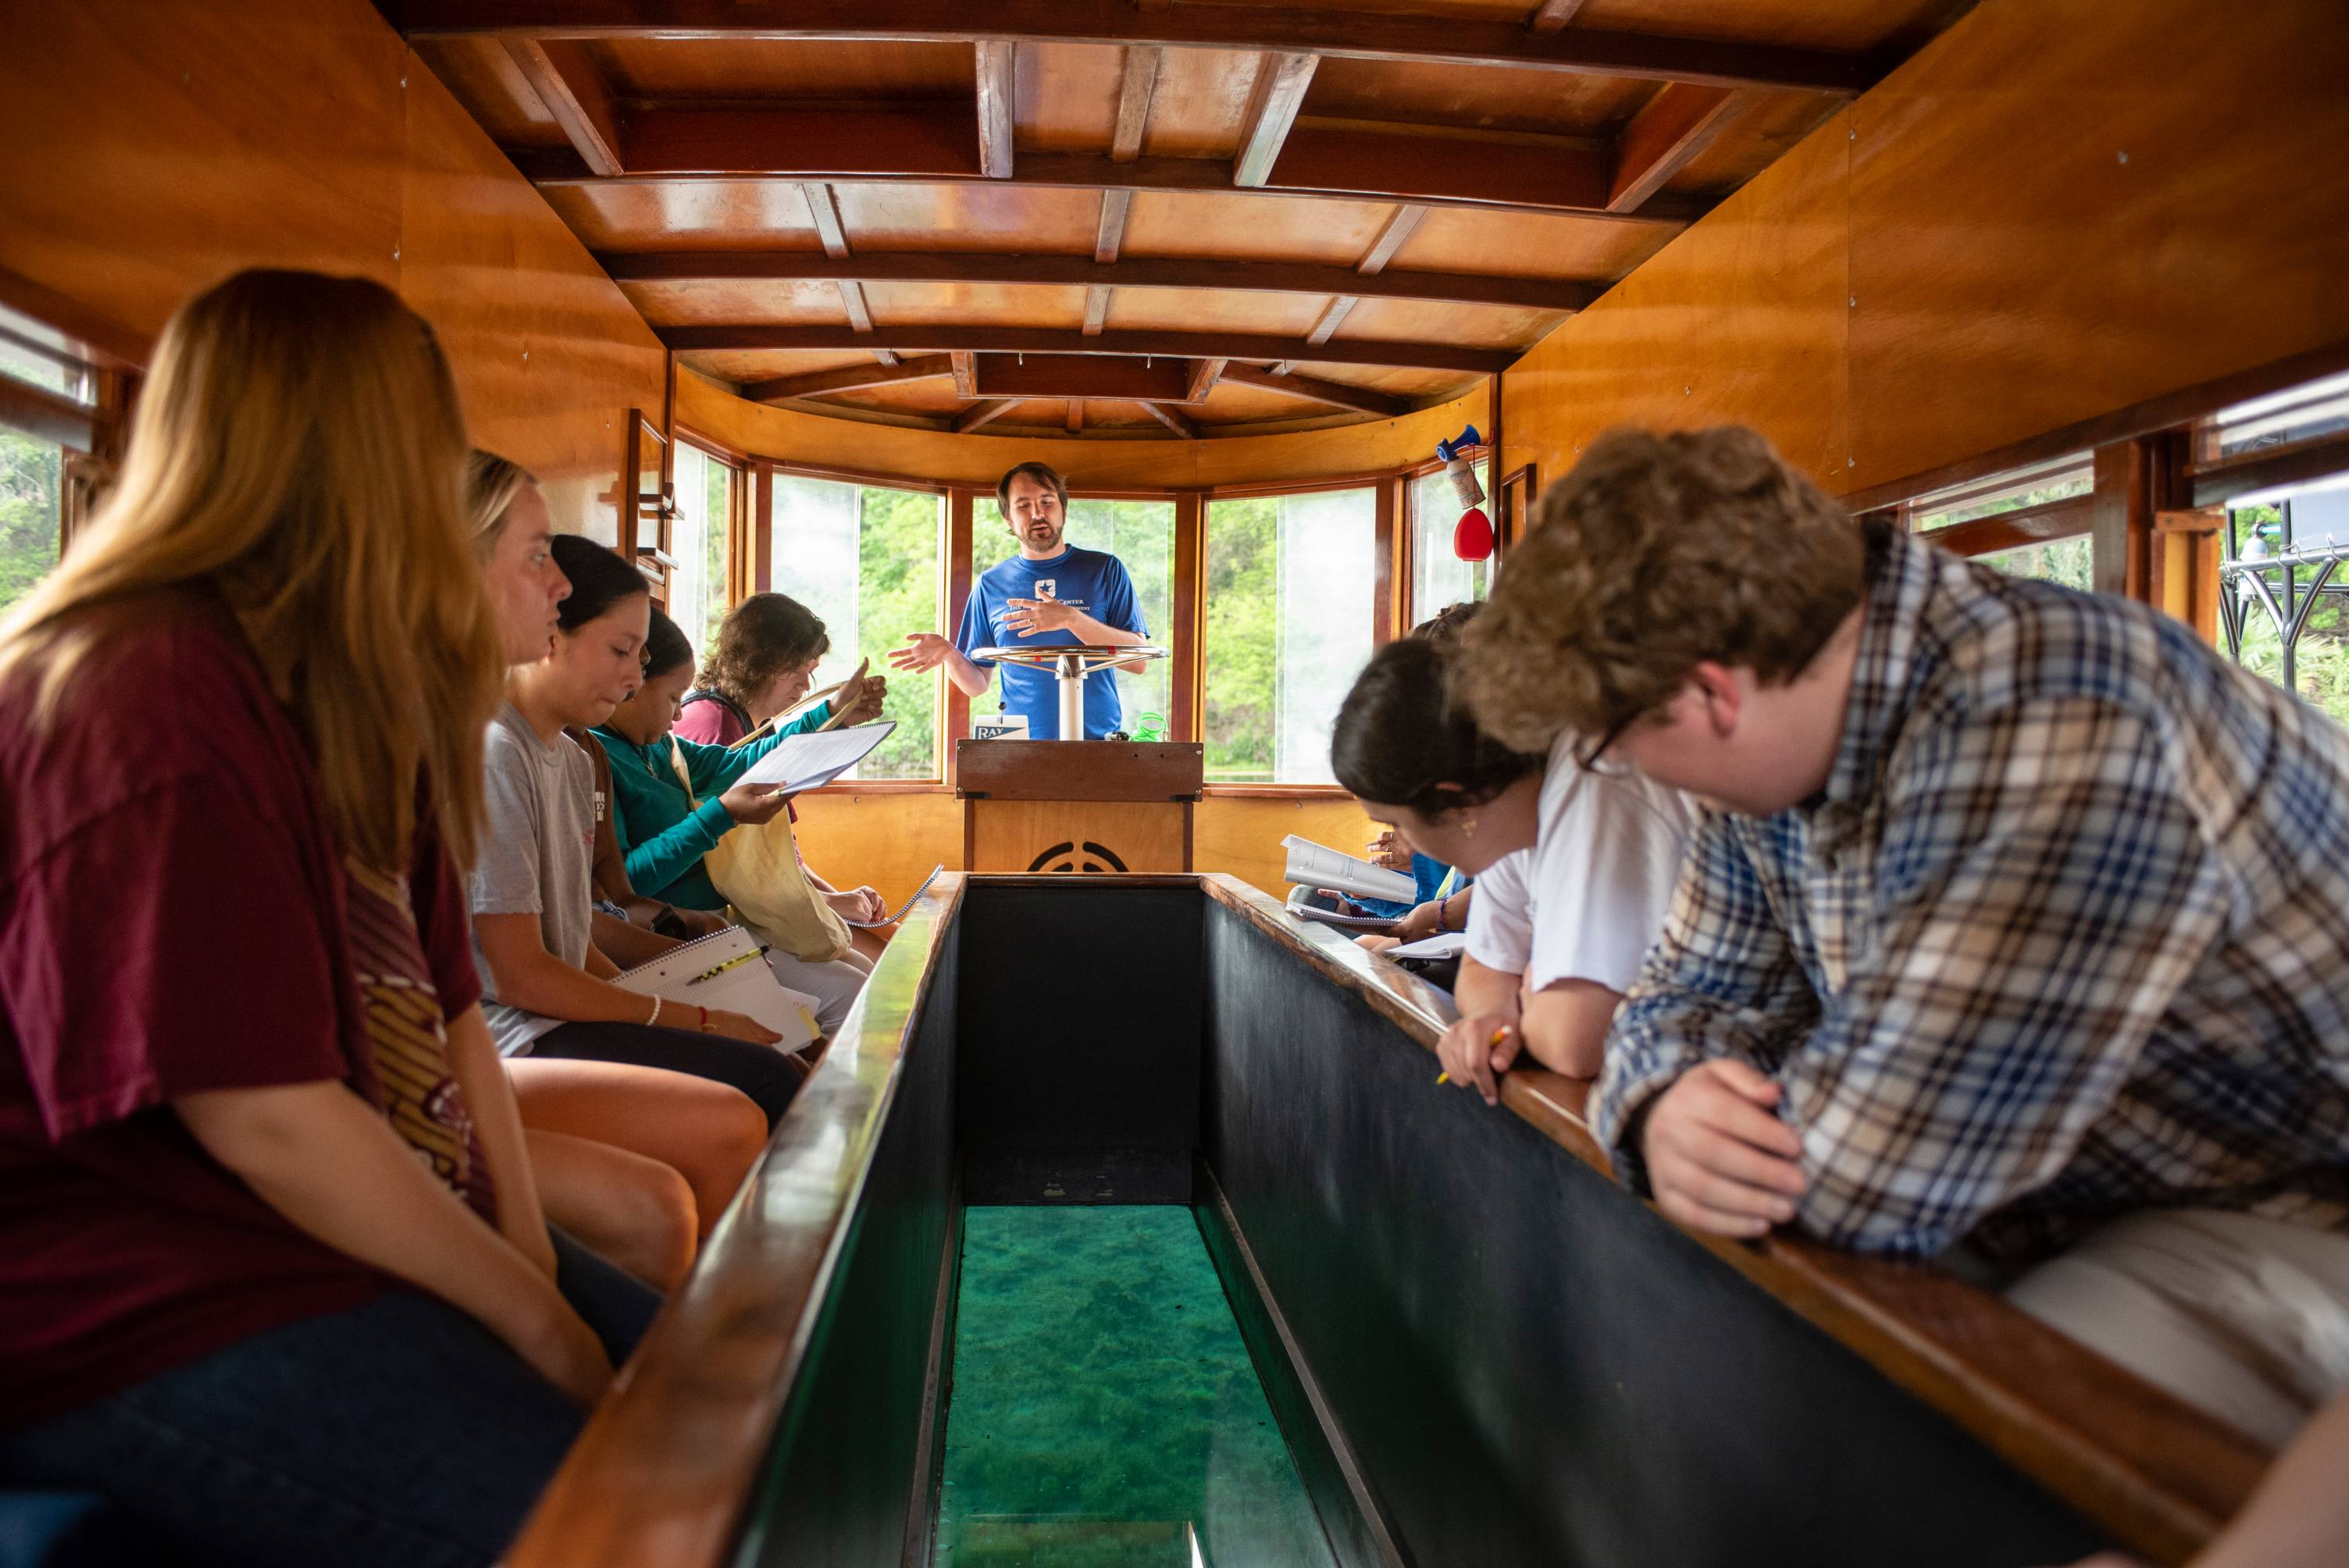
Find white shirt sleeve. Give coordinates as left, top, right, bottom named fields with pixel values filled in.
left=1464, top=850, right=1535, bottom=977
left=1523, top=765, right=1695, bottom=992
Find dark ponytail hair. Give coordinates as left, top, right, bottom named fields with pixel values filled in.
left=550, top=534, right=647, bottom=633
left=642, top=605, right=696, bottom=680
left=1331, top=637, right=1541, bottom=818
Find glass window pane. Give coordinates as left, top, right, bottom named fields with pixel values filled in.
left=969, top=496, right=1176, bottom=740
left=772, top=475, right=943, bottom=780
left=1978, top=535, right=2092, bottom=590
left=0, top=424, right=64, bottom=615
left=667, top=444, right=733, bottom=655
left=1909, top=451, right=2092, bottom=533
left=0, top=303, right=94, bottom=404
left=1410, top=461, right=1492, bottom=626
left=1204, top=487, right=1375, bottom=785
left=2226, top=490, right=2349, bottom=732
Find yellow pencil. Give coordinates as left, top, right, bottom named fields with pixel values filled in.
left=1438, top=1025, right=1511, bottom=1085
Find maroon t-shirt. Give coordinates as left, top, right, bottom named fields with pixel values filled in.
left=0, top=598, right=483, bottom=1427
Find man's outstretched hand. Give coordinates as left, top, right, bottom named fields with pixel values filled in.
left=889, top=632, right=954, bottom=672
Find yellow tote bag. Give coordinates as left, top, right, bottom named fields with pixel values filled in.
left=669, top=741, right=854, bottom=964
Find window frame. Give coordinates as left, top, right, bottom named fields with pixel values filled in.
left=762, top=459, right=955, bottom=793
left=664, top=429, right=751, bottom=662
left=1199, top=472, right=1396, bottom=796
left=1398, top=444, right=1496, bottom=632
left=724, top=458, right=1444, bottom=800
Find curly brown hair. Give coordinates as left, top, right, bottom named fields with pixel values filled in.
left=1453, top=425, right=1865, bottom=754
left=697, top=591, right=830, bottom=707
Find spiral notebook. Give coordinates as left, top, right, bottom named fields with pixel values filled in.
left=611, top=925, right=823, bottom=1050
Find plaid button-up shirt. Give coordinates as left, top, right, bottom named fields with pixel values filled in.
left=1595, top=523, right=2349, bottom=1266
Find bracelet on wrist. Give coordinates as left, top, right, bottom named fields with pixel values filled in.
left=697, top=1004, right=711, bottom=1033
left=647, top=994, right=663, bottom=1028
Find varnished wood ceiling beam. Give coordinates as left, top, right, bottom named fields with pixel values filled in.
left=1093, top=189, right=1132, bottom=262
left=1111, top=45, right=1160, bottom=164
left=1608, top=83, right=1745, bottom=212
left=949, top=351, right=976, bottom=397
left=501, top=37, right=623, bottom=175
left=597, top=249, right=1603, bottom=313
left=1356, top=203, right=1429, bottom=275
left=974, top=355, right=1189, bottom=401
left=512, top=137, right=1709, bottom=224
left=1139, top=401, right=1201, bottom=440
left=1217, top=362, right=1410, bottom=418
left=974, top=41, right=1016, bottom=178
left=1185, top=358, right=1225, bottom=404
left=658, top=324, right=1514, bottom=374
left=954, top=399, right=1015, bottom=433
left=397, top=1, right=1877, bottom=94
left=1527, top=0, right=1589, bottom=30
left=1234, top=52, right=1319, bottom=188
left=1065, top=398, right=1085, bottom=433
left=740, top=355, right=953, bottom=403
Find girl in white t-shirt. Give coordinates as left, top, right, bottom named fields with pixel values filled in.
left=1331, top=637, right=1695, bottom=1101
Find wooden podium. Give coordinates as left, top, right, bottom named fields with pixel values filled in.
left=956, top=740, right=1206, bottom=874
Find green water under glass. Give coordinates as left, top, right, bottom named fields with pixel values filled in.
left=933, top=1206, right=1340, bottom=1568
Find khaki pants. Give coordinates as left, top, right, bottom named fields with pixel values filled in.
left=2006, top=1209, right=2349, bottom=1448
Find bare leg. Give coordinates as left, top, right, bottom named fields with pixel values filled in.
left=506, top=1057, right=768, bottom=1237
left=525, top=1128, right=695, bottom=1291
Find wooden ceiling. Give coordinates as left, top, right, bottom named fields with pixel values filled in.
left=393, top=0, right=1971, bottom=440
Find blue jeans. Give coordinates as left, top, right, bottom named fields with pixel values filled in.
left=0, top=1231, right=657, bottom=1568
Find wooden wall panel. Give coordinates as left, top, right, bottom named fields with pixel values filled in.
left=678, top=367, right=1492, bottom=491
left=0, top=0, right=667, bottom=545
left=1196, top=796, right=1382, bottom=900
left=398, top=62, right=668, bottom=545
left=1502, top=0, right=2349, bottom=509
left=1502, top=109, right=1852, bottom=499
left=1842, top=0, right=2349, bottom=494
left=790, top=789, right=1381, bottom=906
left=791, top=790, right=966, bottom=908
left=0, top=2, right=406, bottom=337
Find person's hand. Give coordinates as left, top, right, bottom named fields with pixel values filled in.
left=1438, top=1013, right=1523, bottom=1107
left=522, top=1299, right=615, bottom=1409
left=1003, top=597, right=1081, bottom=637
left=704, top=1007, right=782, bottom=1046
left=1367, top=830, right=1412, bottom=871
left=824, top=887, right=884, bottom=923
left=831, top=657, right=887, bottom=725
left=889, top=632, right=954, bottom=672
left=719, top=779, right=791, bottom=825
left=671, top=906, right=729, bottom=938
left=1355, top=934, right=1401, bottom=953
left=1640, top=1059, right=1806, bottom=1239
left=1392, top=900, right=1442, bottom=940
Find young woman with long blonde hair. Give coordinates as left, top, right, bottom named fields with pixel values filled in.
left=0, top=271, right=650, bottom=1568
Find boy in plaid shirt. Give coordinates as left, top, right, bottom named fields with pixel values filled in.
left=1457, top=425, right=2349, bottom=1447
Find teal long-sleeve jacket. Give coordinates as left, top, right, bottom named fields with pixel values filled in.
left=591, top=705, right=831, bottom=910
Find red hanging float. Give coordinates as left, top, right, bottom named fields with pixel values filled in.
left=1436, top=425, right=1492, bottom=561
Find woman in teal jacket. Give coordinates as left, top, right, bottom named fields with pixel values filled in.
left=594, top=609, right=875, bottom=1034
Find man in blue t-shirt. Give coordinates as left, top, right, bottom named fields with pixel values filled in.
left=889, top=461, right=1150, bottom=739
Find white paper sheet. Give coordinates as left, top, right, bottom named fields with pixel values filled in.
left=734, top=719, right=896, bottom=793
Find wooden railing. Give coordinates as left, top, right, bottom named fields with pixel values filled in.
left=1197, top=874, right=2271, bottom=1566
left=509, top=871, right=2270, bottom=1568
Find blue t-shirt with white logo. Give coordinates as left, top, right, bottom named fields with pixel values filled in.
left=953, top=545, right=1147, bottom=740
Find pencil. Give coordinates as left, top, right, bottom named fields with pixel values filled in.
left=1438, top=1025, right=1512, bottom=1085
